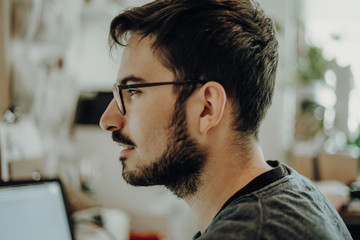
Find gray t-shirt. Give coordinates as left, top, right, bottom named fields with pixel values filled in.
left=193, top=160, right=352, bottom=240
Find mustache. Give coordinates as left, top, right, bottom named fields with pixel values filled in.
left=112, top=130, right=136, bottom=147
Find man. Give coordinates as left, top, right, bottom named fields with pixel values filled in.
left=100, top=0, right=352, bottom=239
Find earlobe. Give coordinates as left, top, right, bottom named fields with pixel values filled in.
left=199, top=82, right=227, bottom=134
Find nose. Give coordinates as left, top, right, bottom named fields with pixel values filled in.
left=99, top=99, right=124, bottom=131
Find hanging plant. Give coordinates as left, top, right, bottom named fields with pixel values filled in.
left=296, top=46, right=335, bottom=85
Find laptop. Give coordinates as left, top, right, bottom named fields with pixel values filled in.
left=0, top=179, right=74, bottom=240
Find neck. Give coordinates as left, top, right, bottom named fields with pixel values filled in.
left=184, top=138, right=272, bottom=233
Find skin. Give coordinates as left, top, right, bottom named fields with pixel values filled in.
left=100, top=34, right=273, bottom=233
left=100, top=34, right=177, bottom=177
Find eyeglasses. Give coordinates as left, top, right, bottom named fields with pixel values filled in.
left=113, top=81, right=206, bottom=115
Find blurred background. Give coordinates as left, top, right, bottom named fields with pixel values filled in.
left=1, top=0, right=360, bottom=239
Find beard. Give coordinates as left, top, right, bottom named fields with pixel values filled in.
left=112, top=100, right=208, bottom=199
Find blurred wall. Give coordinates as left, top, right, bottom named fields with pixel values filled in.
left=0, top=0, right=11, bottom=114
left=258, top=0, right=298, bottom=163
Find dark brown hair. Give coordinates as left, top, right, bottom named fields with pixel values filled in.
left=109, top=0, right=279, bottom=137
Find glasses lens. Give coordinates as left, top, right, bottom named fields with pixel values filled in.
left=113, top=84, right=125, bottom=115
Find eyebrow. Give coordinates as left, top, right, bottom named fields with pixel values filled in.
left=118, top=76, right=146, bottom=85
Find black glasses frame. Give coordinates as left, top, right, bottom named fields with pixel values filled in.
left=113, top=81, right=206, bottom=115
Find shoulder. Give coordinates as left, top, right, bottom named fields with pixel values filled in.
left=201, top=194, right=263, bottom=240
left=198, top=166, right=352, bottom=240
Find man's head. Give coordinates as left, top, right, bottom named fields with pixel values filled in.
left=100, top=0, right=278, bottom=198
left=109, top=0, right=278, bottom=137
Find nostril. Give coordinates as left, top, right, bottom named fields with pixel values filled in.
left=106, top=126, right=117, bottom=131
left=99, top=120, right=117, bottom=132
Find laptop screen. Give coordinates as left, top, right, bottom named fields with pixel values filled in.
left=0, top=179, right=73, bottom=240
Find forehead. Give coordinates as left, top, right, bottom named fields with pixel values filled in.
left=117, top=35, right=174, bottom=83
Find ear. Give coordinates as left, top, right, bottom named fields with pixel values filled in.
left=198, top=81, right=227, bottom=134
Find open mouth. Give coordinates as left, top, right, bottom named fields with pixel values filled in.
left=118, top=144, right=136, bottom=152
left=121, top=146, right=135, bottom=150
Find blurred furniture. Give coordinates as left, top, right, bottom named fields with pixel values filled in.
left=73, top=207, right=130, bottom=240
left=339, top=199, right=360, bottom=240
left=74, top=92, right=112, bottom=125
left=292, top=151, right=358, bottom=185
left=318, top=152, right=358, bottom=185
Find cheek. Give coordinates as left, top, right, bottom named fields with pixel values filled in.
left=129, top=107, right=173, bottom=156
left=127, top=90, right=177, bottom=154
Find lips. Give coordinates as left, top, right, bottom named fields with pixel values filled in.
left=112, top=131, right=136, bottom=156
left=118, top=144, right=136, bottom=157
left=118, top=143, right=136, bottom=150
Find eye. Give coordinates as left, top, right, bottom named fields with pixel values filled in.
left=127, top=88, right=142, bottom=96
